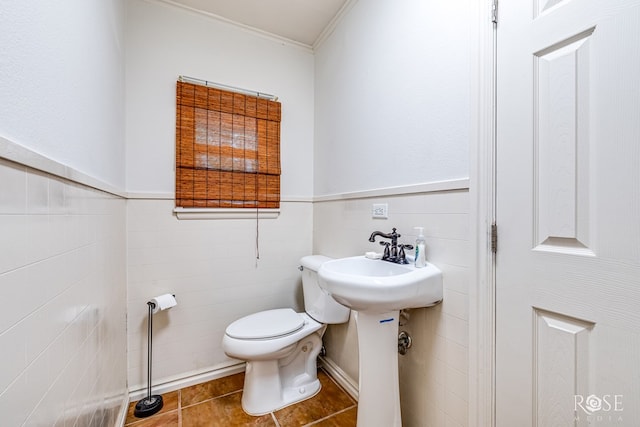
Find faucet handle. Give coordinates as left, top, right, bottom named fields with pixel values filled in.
left=398, top=244, right=414, bottom=264
left=379, top=241, right=391, bottom=259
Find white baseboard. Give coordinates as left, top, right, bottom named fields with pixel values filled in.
left=319, top=356, right=359, bottom=401
left=128, top=362, right=246, bottom=403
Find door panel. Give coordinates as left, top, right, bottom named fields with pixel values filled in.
left=533, top=309, right=593, bottom=426
left=534, top=28, right=593, bottom=254
left=496, top=0, right=640, bottom=425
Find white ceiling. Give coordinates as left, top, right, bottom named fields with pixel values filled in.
left=168, top=0, right=350, bottom=47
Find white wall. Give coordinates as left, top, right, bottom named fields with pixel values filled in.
left=314, top=0, right=474, bottom=426
left=127, top=200, right=312, bottom=390
left=0, top=0, right=126, bottom=189
left=125, top=0, right=315, bottom=196
left=124, top=0, right=317, bottom=391
left=0, top=1, right=129, bottom=425
left=314, top=0, right=471, bottom=196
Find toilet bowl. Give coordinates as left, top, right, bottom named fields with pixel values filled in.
left=222, top=255, right=350, bottom=415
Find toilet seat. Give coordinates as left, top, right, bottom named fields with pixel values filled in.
left=226, top=308, right=305, bottom=340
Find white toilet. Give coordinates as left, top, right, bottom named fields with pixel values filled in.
left=222, top=255, right=350, bottom=415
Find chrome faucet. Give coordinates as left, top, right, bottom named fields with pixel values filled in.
left=368, top=228, right=413, bottom=264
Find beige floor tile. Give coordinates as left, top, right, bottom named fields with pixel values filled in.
left=312, top=407, right=358, bottom=427
left=124, top=409, right=179, bottom=427
left=123, top=369, right=356, bottom=427
left=182, top=372, right=245, bottom=407
left=182, top=391, right=276, bottom=427
left=274, top=371, right=356, bottom=427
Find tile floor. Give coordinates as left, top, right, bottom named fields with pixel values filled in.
left=124, top=369, right=357, bottom=426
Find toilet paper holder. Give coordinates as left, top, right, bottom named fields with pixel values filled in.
left=134, top=294, right=177, bottom=418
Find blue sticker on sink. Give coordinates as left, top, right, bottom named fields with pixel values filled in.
left=379, top=318, right=395, bottom=323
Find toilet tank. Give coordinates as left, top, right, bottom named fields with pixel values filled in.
left=300, top=255, right=350, bottom=324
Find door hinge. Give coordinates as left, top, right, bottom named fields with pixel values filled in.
left=491, top=0, right=498, bottom=24
left=491, top=222, right=498, bottom=253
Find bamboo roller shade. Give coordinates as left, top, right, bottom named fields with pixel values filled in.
left=175, top=81, right=281, bottom=208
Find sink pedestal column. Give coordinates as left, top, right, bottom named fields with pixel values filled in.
left=355, top=310, right=402, bottom=427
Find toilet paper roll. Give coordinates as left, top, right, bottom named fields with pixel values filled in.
left=150, top=294, right=177, bottom=314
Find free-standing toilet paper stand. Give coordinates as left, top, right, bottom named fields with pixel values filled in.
left=133, top=299, right=164, bottom=418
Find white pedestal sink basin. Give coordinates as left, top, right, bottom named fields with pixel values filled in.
left=317, top=255, right=442, bottom=313
left=318, top=256, right=442, bottom=427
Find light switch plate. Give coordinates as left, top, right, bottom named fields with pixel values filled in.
left=372, top=203, right=388, bottom=219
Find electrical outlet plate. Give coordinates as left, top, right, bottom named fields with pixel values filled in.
left=372, top=203, right=388, bottom=219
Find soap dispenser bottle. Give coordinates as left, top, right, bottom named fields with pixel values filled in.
left=414, top=227, right=426, bottom=268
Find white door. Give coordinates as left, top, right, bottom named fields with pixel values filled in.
left=496, top=0, right=640, bottom=425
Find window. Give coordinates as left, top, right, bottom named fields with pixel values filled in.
left=175, top=80, right=281, bottom=209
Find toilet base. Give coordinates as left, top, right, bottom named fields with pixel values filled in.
left=242, top=362, right=321, bottom=415
left=240, top=331, right=324, bottom=415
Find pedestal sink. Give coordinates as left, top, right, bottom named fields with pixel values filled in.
left=318, top=256, right=442, bottom=427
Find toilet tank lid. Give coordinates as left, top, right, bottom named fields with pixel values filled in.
left=300, top=255, right=333, bottom=271
left=226, top=308, right=304, bottom=340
